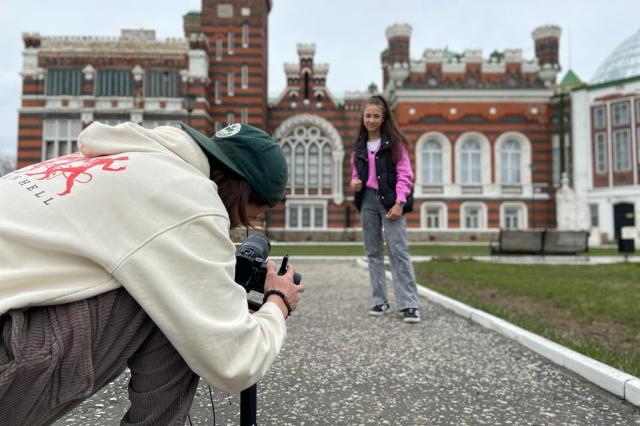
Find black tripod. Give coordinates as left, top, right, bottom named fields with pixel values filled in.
left=240, top=299, right=262, bottom=426
left=240, top=385, right=257, bottom=426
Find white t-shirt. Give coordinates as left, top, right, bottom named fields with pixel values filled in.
left=367, top=139, right=381, bottom=152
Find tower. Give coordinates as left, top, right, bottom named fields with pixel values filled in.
left=198, top=0, right=271, bottom=130
left=532, top=25, right=561, bottom=85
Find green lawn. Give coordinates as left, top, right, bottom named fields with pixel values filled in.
left=268, top=244, right=622, bottom=257
left=414, top=260, right=640, bottom=377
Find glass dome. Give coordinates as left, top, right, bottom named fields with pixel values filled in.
left=591, top=30, right=640, bottom=84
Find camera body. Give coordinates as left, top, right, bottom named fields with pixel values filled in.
left=234, top=233, right=302, bottom=296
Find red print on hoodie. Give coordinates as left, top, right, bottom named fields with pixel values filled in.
left=23, top=153, right=129, bottom=196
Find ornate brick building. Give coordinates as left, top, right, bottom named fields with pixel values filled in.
left=379, top=24, right=561, bottom=238
left=17, top=0, right=566, bottom=241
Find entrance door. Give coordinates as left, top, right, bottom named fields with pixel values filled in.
left=613, top=203, right=635, bottom=240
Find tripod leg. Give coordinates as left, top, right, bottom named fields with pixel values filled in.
left=240, top=384, right=257, bottom=426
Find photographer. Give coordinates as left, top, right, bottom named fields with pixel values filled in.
left=0, top=122, right=304, bottom=425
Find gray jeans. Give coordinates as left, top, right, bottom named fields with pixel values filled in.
left=0, top=288, right=199, bottom=426
left=360, top=188, right=420, bottom=311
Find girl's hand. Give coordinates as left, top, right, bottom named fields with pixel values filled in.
left=385, top=203, right=403, bottom=220
left=350, top=179, right=363, bottom=192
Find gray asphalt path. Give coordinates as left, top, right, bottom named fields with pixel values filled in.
left=56, top=259, right=640, bottom=425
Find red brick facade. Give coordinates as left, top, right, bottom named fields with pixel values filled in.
left=16, top=2, right=563, bottom=240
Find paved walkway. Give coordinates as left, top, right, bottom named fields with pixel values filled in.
left=57, top=259, right=640, bottom=425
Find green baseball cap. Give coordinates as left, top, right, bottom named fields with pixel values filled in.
left=181, top=122, right=288, bottom=207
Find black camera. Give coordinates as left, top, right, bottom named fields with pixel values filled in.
left=234, top=233, right=302, bottom=303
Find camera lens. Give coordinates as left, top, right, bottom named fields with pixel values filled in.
left=240, top=234, right=271, bottom=259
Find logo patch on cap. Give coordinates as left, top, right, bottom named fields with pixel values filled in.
left=215, top=123, right=242, bottom=138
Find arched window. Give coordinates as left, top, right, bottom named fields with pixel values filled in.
left=282, top=125, right=333, bottom=194
left=460, top=140, right=482, bottom=184
left=500, top=140, right=521, bottom=184
left=274, top=114, right=345, bottom=205
left=421, top=140, right=443, bottom=184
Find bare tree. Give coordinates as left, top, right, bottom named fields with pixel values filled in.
left=0, top=152, right=16, bottom=177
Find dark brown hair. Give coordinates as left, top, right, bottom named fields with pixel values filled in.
left=208, top=156, right=267, bottom=228
left=358, top=95, right=409, bottom=164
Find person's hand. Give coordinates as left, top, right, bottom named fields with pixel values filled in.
left=350, top=178, right=362, bottom=192
left=263, top=260, right=304, bottom=318
left=385, top=203, right=403, bottom=220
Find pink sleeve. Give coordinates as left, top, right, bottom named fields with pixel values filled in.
left=350, top=151, right=359, bottom=183
left=395, top=145, right=413, bottom=204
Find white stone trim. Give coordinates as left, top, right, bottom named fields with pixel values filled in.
left=494, top=131, right=533, bottom=186
left=284, top=198, right=328, bottom=230
left=273, top=114, right=345, bottom=204
left=188, top=49, right=209, bottom=79
left=460, top=201, right=488, bottom=230
left=455, top=132, right=492, bottom=185
left=500, top=201, right=529, bottom=229
left=532, top=25, right=561, bottom=40
left=392, top=89, right=553, bottom=103
left=385, top=23, right=412, bottom=40
left=420, top=201, right=448, bottom=229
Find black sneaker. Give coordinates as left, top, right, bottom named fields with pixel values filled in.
left=369, top=303, right=390, bottom=316
left=402, top=308, right=421, bottom=323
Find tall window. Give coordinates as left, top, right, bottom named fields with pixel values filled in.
left=241, top=65, right=249, bottom=89
left=227, top=72, right=234, bottom=96
left=227, top=31, right=234, bottom=54
left=613, top=129, right=631, bottom=171
left=595, top=132, right=607, bottom=174
left=144, top=70, right=179, bottom=97
left=42, top=119, right=82, bottom=160
left=280, top=125, right=333, bottom=194
left=589, top=204, right=599, bottom=228
left=421, top=140, right=442, bottom=184
left=242, top=23, right=249, bottom=48
left=215, top=39, right=223, bottom=61
left=240, top=107, right=248, bottom=124
left=460, top=140, right=481, bottom=184
left=552, top=135, right=561, bottom=186
left=214, top=80, right=221, bottom=104
left=96, top=69, right=132, bottom=96
left=593, top=106, right=607, bottom=129
left=226, top=112, right=235, bottom=125
left=287, top=203, right=325, bottom=229
left=612, top=102, right=630, bottom=126
left=46, top=68, right=82, bottom=96
left=500, top=140, right=521, bottom=184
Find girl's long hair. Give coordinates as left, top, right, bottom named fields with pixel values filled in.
left=207, top=156, right=267, bottom=228
left=357, top=95, right=409, bottom=164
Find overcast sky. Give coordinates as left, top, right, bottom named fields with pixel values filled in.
left=1, top=0, right=639, bottom=156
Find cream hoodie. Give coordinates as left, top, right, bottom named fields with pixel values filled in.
left=0, top=122, right=286, bottom=394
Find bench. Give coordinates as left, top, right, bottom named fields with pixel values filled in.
left=491, top=229, right=589, bottom=255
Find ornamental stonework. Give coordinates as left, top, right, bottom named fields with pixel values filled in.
left=39, top=55, right=188, bottom=69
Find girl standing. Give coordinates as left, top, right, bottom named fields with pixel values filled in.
left=350, top=95, right=420, bottom=323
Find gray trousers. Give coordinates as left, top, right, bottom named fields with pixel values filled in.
left=361, top=188, right=420, bottom=311
left=0, top=288, right=199, bottom=426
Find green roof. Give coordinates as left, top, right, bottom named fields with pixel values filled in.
left=443, top=47, right=462, bottom=62
left=559, top=70, right=582, bottom=87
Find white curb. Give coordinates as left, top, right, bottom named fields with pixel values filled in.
left=355, top=258, right=640, bottom=408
